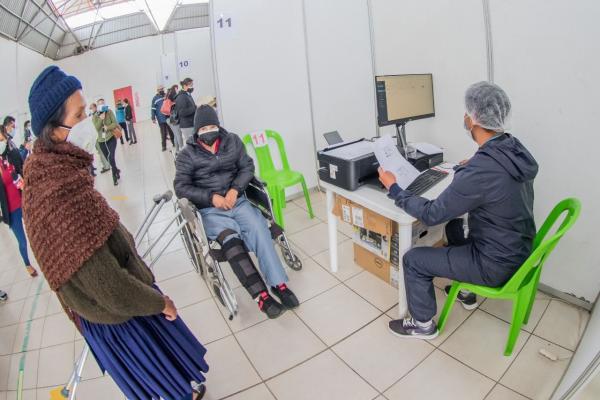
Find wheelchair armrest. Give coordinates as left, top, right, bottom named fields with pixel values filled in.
left=249, top=176, right=267, bottom=189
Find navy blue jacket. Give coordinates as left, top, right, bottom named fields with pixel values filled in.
left=151, top=94, right=168, bottom=123
left=389, top=133, right=538, bottom=269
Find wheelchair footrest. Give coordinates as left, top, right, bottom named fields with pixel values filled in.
left=269, top=223, right=284, bottom=240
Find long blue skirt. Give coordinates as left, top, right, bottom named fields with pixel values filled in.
left=80, top=311, right=209, bottom=400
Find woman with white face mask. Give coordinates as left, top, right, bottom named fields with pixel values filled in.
left=23, top=66, right=209, bottom=400
left=0, top=126, right=38, bottom=278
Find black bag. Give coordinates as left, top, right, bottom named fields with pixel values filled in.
left=169, top=104, right=179, bottom=125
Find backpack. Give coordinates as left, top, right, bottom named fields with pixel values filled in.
left=160, top=97, right=173, bottom=116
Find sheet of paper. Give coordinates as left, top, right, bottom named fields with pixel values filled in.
left=412, top=142, right=443, bottom=155
left=374, top=135, right=420, bottom=189
left=325, top=140, right=374, bottom=160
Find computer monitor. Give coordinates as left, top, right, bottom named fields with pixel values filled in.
left=375, top=74, right=435, bottom=127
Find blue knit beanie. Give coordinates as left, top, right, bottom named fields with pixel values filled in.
left=28, top=66, right=82, bottom=137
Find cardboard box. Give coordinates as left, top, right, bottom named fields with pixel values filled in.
left=354, top=243, right=394, bottom=285
left=333, top=194, right=393, bottom=260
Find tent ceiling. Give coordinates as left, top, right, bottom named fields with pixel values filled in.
left=0, top=0, right=209, bottom=60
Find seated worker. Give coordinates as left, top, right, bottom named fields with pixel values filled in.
left=378, top=81, right=538, bottom=339
left=174, top=105, right=299, bottom=319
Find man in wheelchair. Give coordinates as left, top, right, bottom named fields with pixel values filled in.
left=174, top=105, right=299, bottom=319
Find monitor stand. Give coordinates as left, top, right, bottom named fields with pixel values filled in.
left=395, top=122, right=409, bottom=157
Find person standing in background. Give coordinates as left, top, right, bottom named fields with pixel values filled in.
left=166, top=85, right=184, bottom=152
left=115, top=100, right=131, bottom=145
left=123, top=98, right=137, bottom=144
left=92, top=103, right=121, bottom=186
left=24, top=66, right=208, bottom=400
left=0, top=126, right=38, bottom=278
left=151, top=85, right=175, bottom=152
left=3, top=116, right=17, bottom=141
left=19, top=120, right=34, bottom=160
left=89, top=103, right=111, bottom=175
left=175, top=78, right=196, bottom=142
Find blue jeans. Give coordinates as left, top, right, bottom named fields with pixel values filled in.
left=200, top=197, right=288, bottom=287
left=9, top=208, right=31, bottom=266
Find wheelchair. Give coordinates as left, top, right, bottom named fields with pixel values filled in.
left=176, top=177, right=303, bottom=320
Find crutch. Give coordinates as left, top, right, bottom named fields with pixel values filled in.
left=49, top=345, right=89, bottom=400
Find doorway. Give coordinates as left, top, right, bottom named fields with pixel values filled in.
left=113, top=86, right=136, bottom=123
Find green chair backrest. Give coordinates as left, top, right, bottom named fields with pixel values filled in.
left=501, top=198, right=581, bottom=294
left=242, top=130, right=291, bottom=176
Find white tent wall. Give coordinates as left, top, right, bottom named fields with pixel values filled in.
left=490, top=0, right=600, bottom=303
left=211, top=0, right=318, bottom=189
left=369, top=0, right=489, bottom=163
left=0, top=38, right=51, bottom=134
left=303, top=0, right=377, bottom=150
left=56, top=28, right=214, bottom=122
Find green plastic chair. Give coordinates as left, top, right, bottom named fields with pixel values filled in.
left=437, top=198, right=582, bottom=356
left=243, top=130, right=314, bottom=227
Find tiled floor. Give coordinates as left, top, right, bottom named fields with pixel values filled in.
left=0, top=121, right=590, bottom=400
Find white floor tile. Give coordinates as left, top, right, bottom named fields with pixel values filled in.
left=384, top=350, right=494, bottom=400
left=440, top=310, right=529, bottom=380
left=267, top=350, right=378, bottom=400
left=0, top=354, right=10, bottom=391
left=7, top=350, right=39, bottom=390
left=202, top=336, right=261, bottom=400
left=40, top=313, right=75, bottom=348
left=151, top=249, right=196, bottom=282
left=501, top=335, right=573, bottom=400
left=6, top=280, right=33, bottom=303
left=157, top=271, right=212, bottom=308
left=20, top=292, right=50, bottom=323
left=533, top=300, right=589, bottom=351
left=226, top=383, right=276, bottom=400
left=289, top=223, right=344, bottom=256
left=312, top=239, right=364, bottom=281
left=485, top=384, right=529, bottom=400
left=36, top=342, right=74, bottom=388
left=67, top=376, right=126, bottom=400
left=295, top=284, right=381, bottom=346
left=345, top=271, right=399, bottom=311
left=44, top=294, right=63, bottom=317
left=235, top=312, right=326, bottom=379
left=178, top=299, right=231, bottom=344
left=217, top=286, right=268, bottom=333
left=0, top=300, right=25, bottom=328
left=577, top=371, right=600, bottom=400
left=387, top=286, right=475, bottom=347
left=333, top=315, right=434, bottom=392
left=282, top=207, right=321, bottom=235
left=284, top=258, right=339, bottom=303
left=12, top=318, right=45, bottom=353
left=6, top=389, right=36, bottom=400
left=0, top=325, right=17, bottom=356
left=479, top=291, right=551, bottom=333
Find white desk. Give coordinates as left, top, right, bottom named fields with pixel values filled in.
left=321, top=167, right=454, bottom=318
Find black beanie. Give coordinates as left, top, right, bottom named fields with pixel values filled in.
left=194, top=105, right=220, bottom=134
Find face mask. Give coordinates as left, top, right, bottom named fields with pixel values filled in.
left=0, top=141, right=6, bottom=154
left=198, top=129, right=220, bottom=146
left=187, top=87, right=194, bottom=94
left=464, top=116, right=474, bottom=140
left=64, top=117, right=98, bottom=153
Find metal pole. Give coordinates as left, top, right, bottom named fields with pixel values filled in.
left=482, top=0, right=495, bottom=82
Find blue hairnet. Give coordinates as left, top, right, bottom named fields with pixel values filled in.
left=465, top=81, right=511, bottom=132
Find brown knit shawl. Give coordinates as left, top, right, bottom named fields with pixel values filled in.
left=21, top=140, right=119, bottom=291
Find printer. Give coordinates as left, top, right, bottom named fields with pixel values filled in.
left=317, top=138, right=443, bottom=191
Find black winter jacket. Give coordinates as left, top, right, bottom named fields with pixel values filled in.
left=388, top=133, right=538, bottom=270
left=174, top=91, right=196, bottom=128
left=174, top=128, right=255, bottom=209
left=0, top=143, right=24, bottom=225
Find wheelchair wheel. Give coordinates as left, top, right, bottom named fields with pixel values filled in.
left=282, top=248, right=303, bottom=271
left=180, top=222, right=203, bottom=275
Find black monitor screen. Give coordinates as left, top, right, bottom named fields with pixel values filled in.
left=375, top=74, right=435, bottom=127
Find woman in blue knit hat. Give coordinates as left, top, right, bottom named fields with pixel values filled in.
left=22, top=65, right=208, bottom=400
